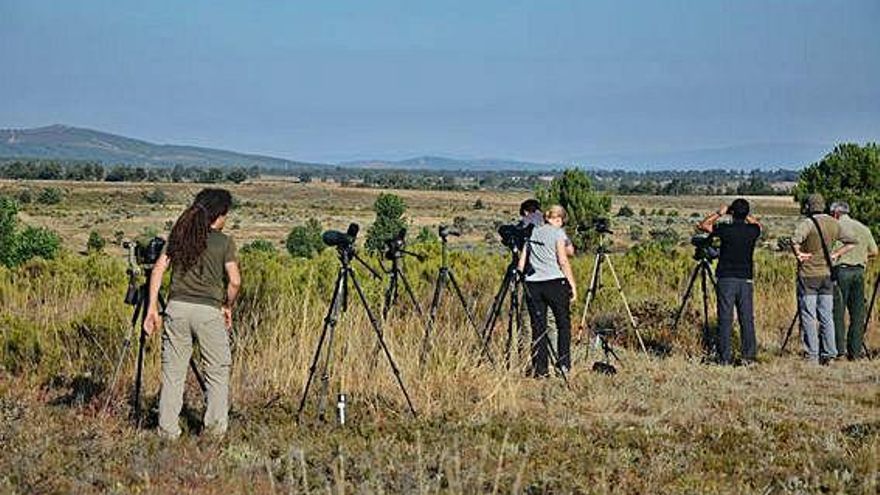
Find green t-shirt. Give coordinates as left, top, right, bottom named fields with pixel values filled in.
left=792, top=214, right=856, bottom=278
left=168, top=230, right=238, bottom=308
left=833, top=215, right=878, bottom=267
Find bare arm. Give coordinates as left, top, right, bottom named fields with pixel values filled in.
left=556, top=238, right=577, bottom=301
left=697, top=205, right=727, bottom=233
left=517, top=244, right=528, bottom=272
left=143, top=253, right=170, bottom=335
left=221, top=261, right=241, bottom=329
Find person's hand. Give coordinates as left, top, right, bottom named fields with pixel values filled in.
left=717, top=205, right=728, bottom=216
left=570, top=286, right=578, bottom=303
left=221, top=305, right=233, bottom=330
left=143, top=308, right=162, bottom=336
left=797, top=252, right=813, bottom=263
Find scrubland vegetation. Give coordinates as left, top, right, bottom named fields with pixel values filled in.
left=2, top=145, right=879, bottom=493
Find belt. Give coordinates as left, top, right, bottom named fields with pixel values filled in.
left=837, top=264, right=864, bottom=269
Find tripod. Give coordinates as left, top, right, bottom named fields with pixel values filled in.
left=422, top=226, right=490, bottom=365
left=103, top=266, right=206, bottom=425
left=590, top=328, right=622, bottom=375
left=579, top=240, right=647, bottom=354
left=381, top=242, right=428, bottom=325
left=480, top=246, right=528, bottom=369
left=296, top=240, right=416, bottom=423
left=779, top=241, right=805, bottom=353
left=864, top=273, right=879, bottom=358
left=672, top=256, right=718, bottom=355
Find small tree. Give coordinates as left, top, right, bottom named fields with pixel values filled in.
left=366, top=193, right=407, bottom=253
left=286, top=218, right=324, bottom=258
left=226, top=167, right=248, bottom=184
left=536, top=168, right=611, bottom=250
left=473, top=198, right=486, bottom=210
left=15, top=189, right=32, bottom=204
left=143, top=187, right=167, bottom=204
left=87, top=231, right=106, bottom=252
left=617, top=205, right=635, bottom=217
left=794, top=143, right=880, bottom=238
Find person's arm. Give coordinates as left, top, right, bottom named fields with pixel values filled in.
left=556, top=237, right=577, bottom=302
left=867, top=230, right=878, bottom=259
left=746, top=214, right=762, bottom=230
left=831, top=223, right=858, bottom=262
left=792, top=219, right=813, bottom=263
left=221, top=261, right=241, bottom=329
left=517, top=243, right=528, bottom=272
left=143, top=253, right=170, bottom=336
left=564, top=236, right=575, bottom=257
left=698, top=205, right=728, bottom=233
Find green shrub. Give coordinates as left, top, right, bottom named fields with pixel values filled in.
left=537, top=168, right=611, bottom=250
left=286, top=218, right=324, bottom=258
left=87, top=231, right=106, bottom=252
left=143, top=187, right=166, bottom=204
left=617, top=205, right=635, bottom=217
left=37, top=187, right=63, bottom=205
left=16, top=226, right=61, bottom=262
left=15, top=189, right=32, bottom=204
left=242, top=239, right=277, bottom=254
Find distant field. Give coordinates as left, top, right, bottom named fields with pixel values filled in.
left=0, top=179, right=802, bottom=254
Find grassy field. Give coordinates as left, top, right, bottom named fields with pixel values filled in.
left=1, top=179, right=878, bottom=494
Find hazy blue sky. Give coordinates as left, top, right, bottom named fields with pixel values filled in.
left=2, top=0, right=878, bottom=163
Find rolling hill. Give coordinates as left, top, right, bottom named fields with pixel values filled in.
left=0, top=125, right=322, bottom=169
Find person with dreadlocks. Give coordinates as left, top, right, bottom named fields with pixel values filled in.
left=144, top=188, right=241, bottom=439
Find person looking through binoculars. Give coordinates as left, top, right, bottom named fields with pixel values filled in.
left=143, top=188, right=241, bottom=439
left=517, top=205, right=577, bottom=377
left=697, top=198, right=761, bottom=365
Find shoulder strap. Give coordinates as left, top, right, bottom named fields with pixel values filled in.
left=808, top=215, right=836, bottom=277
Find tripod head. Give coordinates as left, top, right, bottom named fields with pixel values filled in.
left=323, top=223, right=382, bottom=279
left=438, top=225, right=460, bottom=242
left=690, top=233, right=720, bottom=262
left=383, top=228, right=427, bottom=262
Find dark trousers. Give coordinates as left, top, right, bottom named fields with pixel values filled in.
left=833, top=266, right=866, bottom=358
left=525, top=278, right=572, bottom=376
left=715, top=278, right=757, bottom=363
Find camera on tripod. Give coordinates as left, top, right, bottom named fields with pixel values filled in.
left=690, top=234, right=720, bottom=261
left=322, top=223, right=360, bottom=250
left=498, top=223, right=533, bottom=251
left=384, top=229, right=407, bottom=260
left=123, top=237, right=166, bottom=268
left=438, top=225, right=460, bottom=239
left=577, top=217, right=613, bottom=236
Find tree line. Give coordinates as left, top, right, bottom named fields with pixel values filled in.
left=0, top=159, right=260, bottom=184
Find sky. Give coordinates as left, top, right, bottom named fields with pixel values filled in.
left=1, top=0, right=878, bottom=164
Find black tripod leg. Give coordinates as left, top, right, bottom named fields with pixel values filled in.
left=103, top=295, right=142, bottom=415
left=349, top=271, right=417, bottom=417
left=448, top=270, right=496, bottom=366
left=505, top=280, right=519, bottom=370
left=296, top=268, right=345, bottom=423
left=420, top=270, right=445, bottom=367
left=673, top=263, right=702, bottom=331
left=780, top=311, right=799, bottom=353
left=479, top=268, right=513, bottom=366
left=863, top=275, right=879, bottom=359
left=701, top=265, right=712, bottom=354
left=133, top=287, right=148, bottom=426
left=382, top=271, right=398, bottom=322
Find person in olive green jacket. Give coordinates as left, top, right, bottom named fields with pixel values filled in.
left=144, top=188, right=241, bottom=439
left=830, top=201, right=878, bottom=360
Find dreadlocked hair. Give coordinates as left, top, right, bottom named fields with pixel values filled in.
left=167, top=188, right=232, bottom=273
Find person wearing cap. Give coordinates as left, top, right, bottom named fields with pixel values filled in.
left=830, top=201, right=878, bottom=360
left=791, top=194, right=857, bottom=364
left=698, top=198, right=762, bottom=365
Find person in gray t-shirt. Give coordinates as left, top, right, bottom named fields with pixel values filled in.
left=517, top=205, right=578, bottom=376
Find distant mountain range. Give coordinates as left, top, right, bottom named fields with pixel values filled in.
left=0, top=124, right=320, bottom=169
left=0, top=124, right=832, bottom=171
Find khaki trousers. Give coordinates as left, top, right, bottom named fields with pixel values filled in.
left=159, top=300, right=231, bottom=438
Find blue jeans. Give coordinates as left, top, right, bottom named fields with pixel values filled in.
left=715, top=278, right=757, bottom=363
left=798, top=276, right=837, bottom=360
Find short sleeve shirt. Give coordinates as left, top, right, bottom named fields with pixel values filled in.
left=712, top=221, right=761, bottom=279
left=169, top=230, right=238, bottom=308
left=525, top=224, right=566, bottom=282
